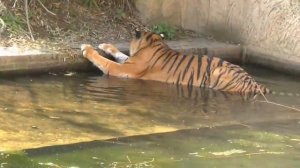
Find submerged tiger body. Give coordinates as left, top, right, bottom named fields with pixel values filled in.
left=81, top=31, right=269, bottom=94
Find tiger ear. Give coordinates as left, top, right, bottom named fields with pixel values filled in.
left=135, top=29, right=141, bottom=38
left=160, top=33, right=165, bottom=39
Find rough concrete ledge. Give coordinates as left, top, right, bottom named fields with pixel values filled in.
left=0, top=38, right=242, bottom=76
left=1, top=39, right=300, bottom=76
left=0, top=47, right=92, bottom=76
left=0, top=51, right=89, bottom=76
left=245, top=46, right=300, bottom=75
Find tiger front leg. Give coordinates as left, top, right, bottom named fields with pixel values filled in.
left=81, top=44, right=135, bottom=78
left=98, top=43, right=128, bottom=64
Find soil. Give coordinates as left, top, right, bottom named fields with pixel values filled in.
left=0, top=0, right=201, bottom=53
left=0, top=0, right=151, bottom=51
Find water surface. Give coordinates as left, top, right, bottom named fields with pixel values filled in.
left=0, top=66, right=299, bottom=167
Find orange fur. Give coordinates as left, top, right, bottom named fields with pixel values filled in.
left=81, top=31, right=269, bottom=94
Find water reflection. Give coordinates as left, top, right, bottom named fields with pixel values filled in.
left=0, top=66, right=299, bottom=150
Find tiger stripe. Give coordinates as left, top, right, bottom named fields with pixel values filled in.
left=82, top=31, right=270, bottom=94
left=167, top=54, right=180, bottom=73
left=161, top=52, right=178, bottom=70
left=173, top=55, right=187, bottom=76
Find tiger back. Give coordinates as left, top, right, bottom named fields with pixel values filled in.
left=81, top=31, right=269, bottom=94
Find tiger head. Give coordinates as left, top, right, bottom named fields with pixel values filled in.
left=129, top=30, right=165, bottom=56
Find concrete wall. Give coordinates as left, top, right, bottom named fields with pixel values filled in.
left=136, top=0, right=300, bottom=74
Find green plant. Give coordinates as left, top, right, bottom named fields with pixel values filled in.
left=83, top=0, right=99, bottom=8
left=2, top=12, right=26, bottom=34
left=115, top=9, right=126, bottom=20
left=152, top=22, right=177, bottom=40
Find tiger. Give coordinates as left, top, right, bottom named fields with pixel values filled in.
left=81, top=30, right=269, bottom=94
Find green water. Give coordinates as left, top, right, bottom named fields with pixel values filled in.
left=0, top=66, right=300, bottom=168
left=2, top=123, right=300, bottom=168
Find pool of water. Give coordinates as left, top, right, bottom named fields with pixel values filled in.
left=0, top=66, right=300, bottom=167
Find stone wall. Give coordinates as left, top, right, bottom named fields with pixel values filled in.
left=136, top=0, right=300, bottom=74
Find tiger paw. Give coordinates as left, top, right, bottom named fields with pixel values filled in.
left=81, top=44, right=93, bottom=58
left=98, top=43, right=119, bottom=56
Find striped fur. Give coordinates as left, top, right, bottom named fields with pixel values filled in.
left=81, top=31, right=269, bottom=94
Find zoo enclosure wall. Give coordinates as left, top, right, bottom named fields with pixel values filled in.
left=135, top=0, right=300, bottom=74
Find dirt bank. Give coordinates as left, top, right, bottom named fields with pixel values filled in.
left=0, top=0, right=149, bottom=50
